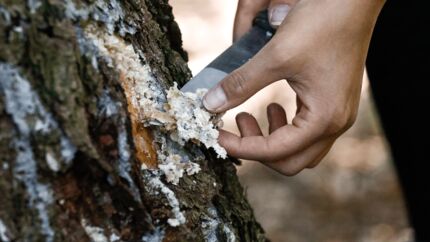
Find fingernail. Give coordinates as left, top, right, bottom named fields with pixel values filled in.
left=269, top=4, right=291, bottom=26
left=203, top=86, right=227, bottom=111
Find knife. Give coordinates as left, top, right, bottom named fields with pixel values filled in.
left=180, top=10, right=276, bottom=93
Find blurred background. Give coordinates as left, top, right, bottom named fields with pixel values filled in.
left=171, top=1, right=412, bottom=241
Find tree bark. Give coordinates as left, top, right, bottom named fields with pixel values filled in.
left=0, top=0, right=266, bottom=241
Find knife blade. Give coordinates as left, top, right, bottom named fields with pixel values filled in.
left=180, top=10, right=275, bottom=93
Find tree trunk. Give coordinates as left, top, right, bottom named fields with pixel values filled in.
left=0, top=1, right=266, bottom=241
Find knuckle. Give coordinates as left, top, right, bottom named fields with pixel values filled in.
left=319, top=108, right=357, bottom=136
left=266, top=43, right=301, bottom=77
left=263, top=156, right=278, bottom=163
left=268, top=44, right=289, bottom=65
left=307, top=157, right=324, bottom=169
left=281, top=164, right=302, bottom=176
left=345, top=114, right=357, bottom=129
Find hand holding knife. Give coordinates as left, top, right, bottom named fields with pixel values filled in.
left=180, top=10, right=275, bottom=93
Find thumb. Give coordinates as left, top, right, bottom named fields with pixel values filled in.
left=203, top=49, right=281, bottom=113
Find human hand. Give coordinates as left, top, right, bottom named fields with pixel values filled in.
left=233, top=0, right=298, bottom=42
left=203, top=0, right=385, bottom=175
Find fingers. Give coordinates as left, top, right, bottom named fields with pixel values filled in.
left=266, top=103, right=334, bottom=173
left=236, top=104, right=286, bottom=137
left=218, top=102, right=336, bottom=176
left=266, top=138, right=334, bottom=176
left=218, top=108, right=320, bottom=162
left=306, top=144, right=332, bottom=168
left=268, top=0, right=298, bottom=27
left=205, top=0, right=300, bottom=114
left=220, top=122, right=335, bottom=176
left=267, top=103, right=288, bottom=134
left=233, top=0, right=298, bottom=41
left=236, top=112, right=263, bottom=137
left=268, top=2, right=291, bottom=28
left=233, top=0, right=269, bottom=42
left=203, top=46, right=282, bottom=113
left=296, top=96, right=303, bottom=115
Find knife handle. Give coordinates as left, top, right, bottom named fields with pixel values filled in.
left=253, top=10, right=276, bottom=34
left=207, top=9, right=275, bottom=73
left=180, top=10, right=276, bottom=93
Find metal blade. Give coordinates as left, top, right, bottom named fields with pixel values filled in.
left=181, top=10, right=274, bottom=93
left=180, top=67, right=228, bottom=93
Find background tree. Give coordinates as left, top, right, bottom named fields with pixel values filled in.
left=0, top=0, right=265, bottom=241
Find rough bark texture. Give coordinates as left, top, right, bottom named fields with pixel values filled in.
left=0, top=1, right=266, bottom=241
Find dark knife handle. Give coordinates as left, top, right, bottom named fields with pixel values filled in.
left=253, top=10, right=274, bottom=33
left=207, top=10, right=275, bottom=73
left=180, top=10, right=275, bottom=93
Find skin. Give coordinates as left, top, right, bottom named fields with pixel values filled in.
left=203, top=0, right=386, bottom=176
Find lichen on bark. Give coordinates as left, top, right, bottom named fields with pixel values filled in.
left=0, top=0, right=266, bottom=241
